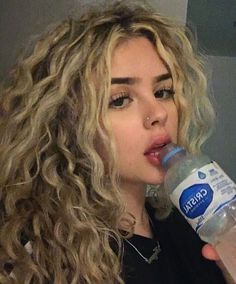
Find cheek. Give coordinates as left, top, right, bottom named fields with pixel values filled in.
left=113, top=126, right=135, bottom=153
left=173, top=109, right=179, bottom=141
left=111, top=119, right=141, bottom=163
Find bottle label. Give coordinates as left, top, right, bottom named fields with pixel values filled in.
left=170, top=161, right=236, bottom=232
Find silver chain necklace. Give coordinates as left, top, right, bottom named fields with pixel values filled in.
left=124, top=238, right=161, bottom=264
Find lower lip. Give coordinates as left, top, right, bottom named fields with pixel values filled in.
left=145, top=153, right=161, bottom=167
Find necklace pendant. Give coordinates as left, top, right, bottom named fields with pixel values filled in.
left=147, top=245, right=161, bottom=264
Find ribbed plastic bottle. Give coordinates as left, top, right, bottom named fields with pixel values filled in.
left=160, top=143, right=236, bottom=281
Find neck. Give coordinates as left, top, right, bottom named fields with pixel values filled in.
left=120, top=181, right=153, bottom=238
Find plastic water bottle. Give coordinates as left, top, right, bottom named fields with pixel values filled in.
left=160, top=143, right=236, bottom=281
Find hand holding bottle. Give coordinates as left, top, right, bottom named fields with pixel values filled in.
left=202, top=245, right=236, bottom=284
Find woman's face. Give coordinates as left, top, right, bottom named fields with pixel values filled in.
left=108, top=37, right=178, bottom=189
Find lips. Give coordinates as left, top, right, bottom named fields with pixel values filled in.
left=145, top=144, right=166, bottom=156
left=144, top=136, right=171, bottom=166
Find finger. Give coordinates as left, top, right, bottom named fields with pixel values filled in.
left=202, top=244, right=220, bottom=261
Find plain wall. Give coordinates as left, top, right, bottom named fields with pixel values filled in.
left=149, top=0, right=188, bottom=22
left=204, top=56, right=236, bottom=181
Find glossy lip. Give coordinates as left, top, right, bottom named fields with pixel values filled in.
left=144, top=135, right=171, bottom=166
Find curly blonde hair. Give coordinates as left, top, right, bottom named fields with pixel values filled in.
left=0, top=1, right=215, bottom=283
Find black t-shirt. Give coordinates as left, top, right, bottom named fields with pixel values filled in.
left=122, top=206, right=226, bottom=284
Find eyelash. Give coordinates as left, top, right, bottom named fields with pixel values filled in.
left=109, top=88, right=175, bottom=109
left=154, top=88, right=175, bottom=99
left=109, top=92, right=133, bottom=109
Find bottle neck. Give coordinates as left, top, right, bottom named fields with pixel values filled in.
left=163, top=149, right=186, bottom=170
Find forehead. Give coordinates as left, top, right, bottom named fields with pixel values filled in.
left=111, top=37, right=168, bottom=77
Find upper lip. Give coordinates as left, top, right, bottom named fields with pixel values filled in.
left=144, top=135, right=171, bottom=154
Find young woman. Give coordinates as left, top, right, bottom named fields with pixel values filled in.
left=0, top=2, right=229, bottom=283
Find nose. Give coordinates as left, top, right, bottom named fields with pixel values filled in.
left=143, top=100, right=168, bottom=129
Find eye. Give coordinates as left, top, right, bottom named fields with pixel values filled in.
left=154, top=88, right=175, bottom=100
left=109, top=93, right=133, bottom=109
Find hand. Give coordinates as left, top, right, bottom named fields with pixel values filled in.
left=202, top=244, right=220, bottom=261
left=202, top=244, right=236, bottom=284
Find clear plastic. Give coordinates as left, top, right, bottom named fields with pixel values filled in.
left=160, top=143, right=236, bottom=281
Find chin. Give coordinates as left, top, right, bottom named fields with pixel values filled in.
left=144, top=175, right=165, bottom=185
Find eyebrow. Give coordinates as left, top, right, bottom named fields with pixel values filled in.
left=111, top=73, right=172, bottom=85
